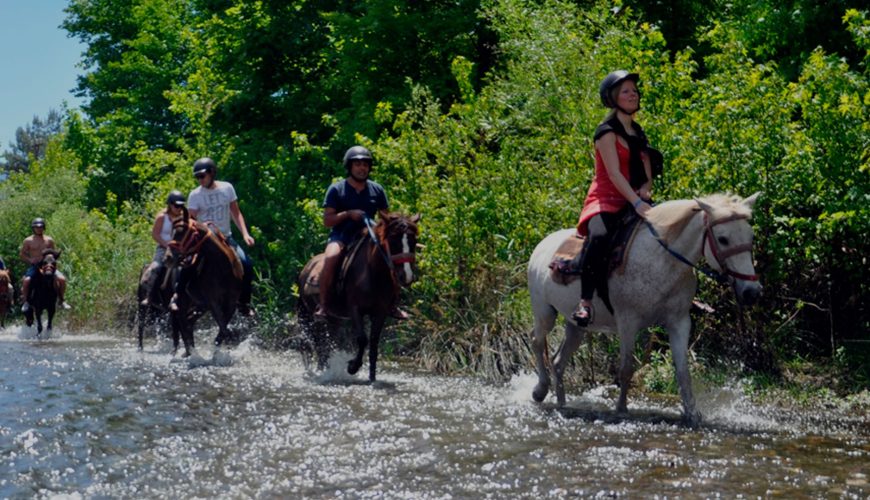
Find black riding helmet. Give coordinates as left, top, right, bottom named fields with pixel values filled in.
left=166, top=190, right=186, bottom=207
left=343, top=146, right=373, bottom=172
left=193, top=157, right=217, bottom=177
left=599, top=70, right=640, bottom=109
left=31, top=217, right=46, bottom=228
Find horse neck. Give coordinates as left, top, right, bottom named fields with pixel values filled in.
left=665, top=209, right=707, bottom=265
left=352, top=237, right=397, bottom=292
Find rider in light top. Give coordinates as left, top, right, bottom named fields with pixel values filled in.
left=19, top=218, right=70, bottom=312
left=140, top=190, right=186, bottom=306
left=315, top=145, right=408, bottom=320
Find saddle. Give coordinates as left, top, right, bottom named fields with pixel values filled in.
left=548, top=212, right=643, bottom=313
left=301, top=235, right=369, bottom=296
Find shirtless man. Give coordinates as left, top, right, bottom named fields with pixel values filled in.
left=20, top=218, right=70, bottom=312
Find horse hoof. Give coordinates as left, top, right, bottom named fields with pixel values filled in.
left=532, top=383, right=549, bottom=403
left=347, top=361, right=361, bottom=375
left=683, top=411, right=702, bottom=428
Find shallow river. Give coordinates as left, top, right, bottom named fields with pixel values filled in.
left=1, top=326, right=868, bottom=498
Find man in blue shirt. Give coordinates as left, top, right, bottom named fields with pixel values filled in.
left=315, top=146, right=408, bottom=320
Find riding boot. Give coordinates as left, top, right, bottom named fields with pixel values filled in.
left=315, top=254, right=340, bottom=318
left=389, top=305, right=410, bottom=320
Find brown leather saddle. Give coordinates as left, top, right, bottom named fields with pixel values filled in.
left=548, top=212, right=643, bottom=313
left=302, top=235, right=369, bottom=296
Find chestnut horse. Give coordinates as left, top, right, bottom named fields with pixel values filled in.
left=167, top=209, right=244, bottom=356
left=24, top=249, right=61, bottom=337
left=527, top=193, right=762, bottom=426
left=297, top=212, right=420, bottom=381
left=0, top=269, right=12, bottom=328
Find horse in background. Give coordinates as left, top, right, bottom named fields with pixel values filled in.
left=297, top=212, right=420, bottom=382
left=0, top=269, right=12, bottom=328
left=24, top=249, right=62, bottom=337
left=135, top=259, right=177, bottom=350
left=167, top=208, right=244, bottom=356
left=526, top=193, right=762, bottom=426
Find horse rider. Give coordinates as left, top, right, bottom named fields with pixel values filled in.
left=570, top=70, right=658, bottom=326
left=315, top=145, right=408, bottom=320
left=140, top=190, right=187, bottom=306
left=169, top=157, right=256, bottom=316
left=19, top=218, right=70, bottom=312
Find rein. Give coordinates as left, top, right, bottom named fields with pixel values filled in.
left=646, top=211, right=758, bottom=284
left=168, top=221, right=210, bottom=263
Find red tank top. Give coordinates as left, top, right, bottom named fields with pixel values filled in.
left=576, top=139, right=631, bottom=236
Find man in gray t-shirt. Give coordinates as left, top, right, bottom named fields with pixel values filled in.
left=170, top=157, right=256, bottom=316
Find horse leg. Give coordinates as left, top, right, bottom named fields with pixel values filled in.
left=552, top=320, right=586, bottom=407
left=367, top=314, right=387, bottom=382
left=47, top=306, right=54, bottom=333
left=36, top=310, right=43, bottom=336
left=347, top=310, right=366, bottom=376
left=666, top=313, right=701, bottom=426
left=137, top=304, right=147, bottom=351
left=531, top=305, right=557, bottom=402
left=615, top=321, right=642, bottom=414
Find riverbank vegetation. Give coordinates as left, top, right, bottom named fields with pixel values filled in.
left=1, top=0, right=867, bottom=393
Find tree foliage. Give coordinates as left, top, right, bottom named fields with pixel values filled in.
left=3, top=0, right=865, bottom=381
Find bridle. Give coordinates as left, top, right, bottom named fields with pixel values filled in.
left=364, top=217, right=417, bottom=274
left=168, top=220, right=210, bottom=264
left=647, top=211, right=758, bottom=284
left=701, top=213, right=759, bottom=282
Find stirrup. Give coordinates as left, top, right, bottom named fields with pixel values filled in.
left=571, top=303, right=593, bottom=327
left=168, top=294, right=180, bottom=312
left=21, top=302, right=31, bottom=313
left=60, top=301, right=71, bottom=310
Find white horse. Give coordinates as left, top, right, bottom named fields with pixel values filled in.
left=527, top=193, right=762, bottom=426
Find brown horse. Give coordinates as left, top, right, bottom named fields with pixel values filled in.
left=24, top=249, right=61, bottom=337
left=297, top=212, right=420, bottom=382
left=167, top=208, right=244, bottom=356
left=0, top=269, right=12, bottom=328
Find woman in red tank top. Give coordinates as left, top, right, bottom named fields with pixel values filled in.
left=571, top=70, right=655, bottom=326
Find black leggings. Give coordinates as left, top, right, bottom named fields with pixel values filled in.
left=572, top=212, right=620, bottom=302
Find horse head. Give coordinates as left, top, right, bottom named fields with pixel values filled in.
left=376, top=212, right=421, bottom=287
left=0, top=269, right=9, bottom=289
left=39, top=249, right=60, bottom=277
left=695, top=192, right=763, bottom=306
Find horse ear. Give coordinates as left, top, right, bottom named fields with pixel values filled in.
left=411, top=213, right=421, bottom=224
left=378, top=209, right=391, bottom=221
left=694, top=198, right=714, bottom=215
left=743, top=191, right=762, bottom=208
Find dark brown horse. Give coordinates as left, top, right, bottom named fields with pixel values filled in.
left=297, top=212, right=420, bottom=382
left=0, top=269, right=12, bottom=328
left=135, top=259, right=177, bottom=350
left=167, top=208, right=244, bottom=356
left=24, top=249, right=61, bottom=336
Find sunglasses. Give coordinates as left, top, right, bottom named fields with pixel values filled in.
left=194, top=172, right=208, bottom=179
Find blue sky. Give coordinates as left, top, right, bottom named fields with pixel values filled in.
left=0, top=1, right=85, bottom=151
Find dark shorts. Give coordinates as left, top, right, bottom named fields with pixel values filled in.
left=327, top=229, right=361, bottom=247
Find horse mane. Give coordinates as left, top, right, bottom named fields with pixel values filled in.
left=374, top=212, right=419, bottom=241
left=646, top=193, right=752, bottom=243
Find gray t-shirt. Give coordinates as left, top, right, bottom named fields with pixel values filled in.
left=188, top=181, right=238, bottom=236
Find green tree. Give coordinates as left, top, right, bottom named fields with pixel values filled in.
left=2, top=109, right=64, bottom=173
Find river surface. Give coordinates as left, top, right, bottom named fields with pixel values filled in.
left=1, top=325, right=868, bottom=499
